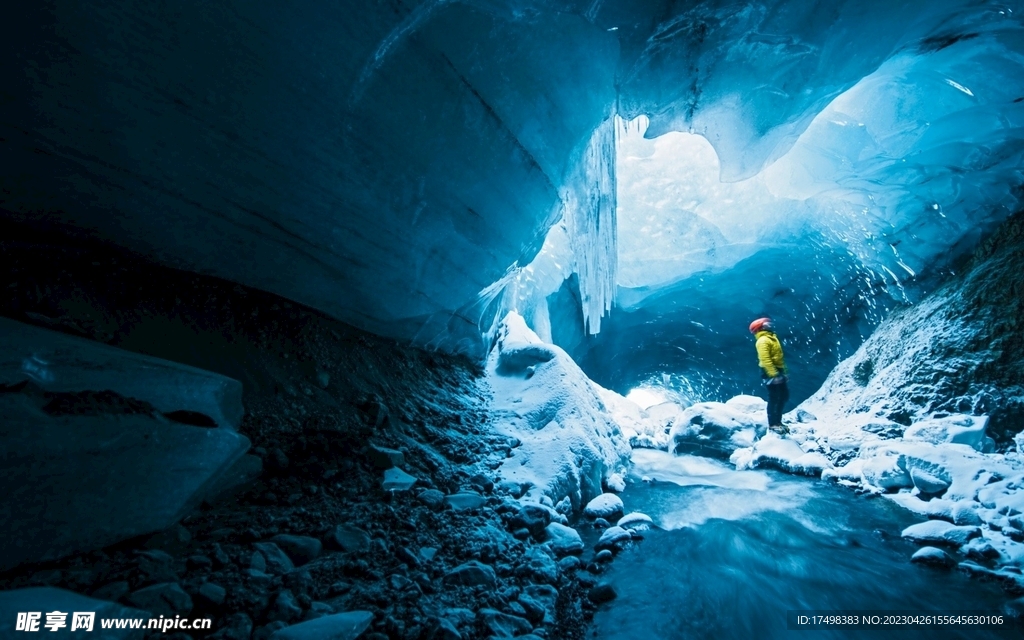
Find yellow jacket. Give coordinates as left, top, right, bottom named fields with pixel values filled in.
left=755, top=330, right=787, bottom=378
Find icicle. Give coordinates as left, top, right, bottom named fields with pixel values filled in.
left=561, top=116, right=619, bottom=334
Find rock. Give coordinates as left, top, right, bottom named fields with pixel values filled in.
left=0, top=587, right=151, bottom=638
left=145, top=524, right=193, bottom=553
left=521, top=585, right=558, bottom=625
left=469, top=473, right=495, bottom=493
left=368, top=444, right=405, bottom=469
left=478, top=609, right=532, bottom=638
left=271, top=535, right=322, bottom=566
left=0, top=320, right=253, bottom=573
left=444, top=561, right=497, bottom=588
left=909, top=468, right=950, bottom=495
left=325, top=525, right=370, bottom=553
left=594, top=550, right=613, bottom=563
left=963, top=539, right=1001, bottom=561
left=443, top=608, right=476, bottom=628
left=420, top=547, right=438, bottom=562
left=901, top=520, right=980, bottom=547
left=910, top=546, right=955, bottom=568
left=588, top=583, right=617, bottom=604
left=584, top=494, right=624, bottom=520
left=197, top=582, right=227, bottom=606
left=211, top=613, right=254, bottom=640
left=557, top=556, right=581, bottom=572
left=592, top=518, right=610, bottom=529
left=418, top=489, right=446, bottom=510
left=382, top=467, right=417, bottom=491
left=254, top=542, right=296, bottom=574
left=1004, top=597, right=1024, bottom=619
left=270, top=610, right=373, bottom=640
left=268, top=590, right=303, bottom=623
left=616, top=512, right=653, bottom=531
left=544, top=523, right=583, bottom=556
left=951, top=502, right=983, bottom=526
left=396, top=546, right=420, bottom=567
left=444, top=492, right=486, bottom=511
left=136, top=549, right=178, bottom=584
left=510, top=504, right=551, bottom=538
left=595, top=526, right=632, bottom=551
left=516, top=547, right=558, bottom=585
left=126, top=582, right=193, bottom=616
left=497, top=481, right=526, bottom=499
left=204, top=454, right=264, bottom=504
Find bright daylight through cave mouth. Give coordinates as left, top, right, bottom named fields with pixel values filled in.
left=2, top=2, right=1024, bottom=639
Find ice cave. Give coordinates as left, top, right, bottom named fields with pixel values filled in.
left=3, top=0, right=1024, bottom=638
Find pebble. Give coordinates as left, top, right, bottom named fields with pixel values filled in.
left=516, top=547, right=558, bottom=585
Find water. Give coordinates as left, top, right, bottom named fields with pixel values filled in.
left=591, top=450, right=1021, bottom=639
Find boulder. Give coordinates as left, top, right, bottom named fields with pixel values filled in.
left=367, top=444, right=405, bottom=469
left=444, top=492, right=486, bottom=511
left=544, top=523, right=583, bottom=556
left=616, top=512, right=654, bottom=531
left=595, top=526, right=632, bottom=551
left=901, top=520, right=980, bottom=547
left=909, top=468, right=950, bottom=495
left=509, top=504, right=551, bottom=538
left=254, top=543, right=296, bottom=574
left=516, top=547, right=558, bottom=585
left=583, top=494, right=624, bottom=520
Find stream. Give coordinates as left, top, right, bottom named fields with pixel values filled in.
left=589, top=449, right=1021, bottom=639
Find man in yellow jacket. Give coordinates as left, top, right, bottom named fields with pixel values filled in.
left=749, top=317, right=789, bottom=434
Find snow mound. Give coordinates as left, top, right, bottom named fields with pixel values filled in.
left=486, top=313, right=631, bottom=511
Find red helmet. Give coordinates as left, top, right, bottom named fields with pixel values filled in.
left=749, top=317, right=771, bottom=333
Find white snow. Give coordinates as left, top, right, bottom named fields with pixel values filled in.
left=901, top=520, right=980, bottom=547
left=484, top=312, right=633, bottom=511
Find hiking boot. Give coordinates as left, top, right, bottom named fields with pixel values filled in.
left=769, top=424, right=790, bottom=435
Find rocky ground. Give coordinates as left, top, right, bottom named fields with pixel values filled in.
left=0, top=224, right=618, bottom=639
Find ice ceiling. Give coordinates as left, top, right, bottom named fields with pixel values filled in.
left=2, top=0, right=1024, bottom=401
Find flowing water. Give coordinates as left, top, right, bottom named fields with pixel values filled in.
left=590, top=450, right=1021, bottom=639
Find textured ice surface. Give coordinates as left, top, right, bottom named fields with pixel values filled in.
left=6, top=0, right=1024, bottom=367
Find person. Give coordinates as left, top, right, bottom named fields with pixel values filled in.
left=749, top=317, right=789, bottom=434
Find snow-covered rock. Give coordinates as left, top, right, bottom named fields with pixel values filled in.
left=901, top=520, right=980, bottom=547
left=910, top=546, right=954, bottom=568
left=486, top=313, right=631, bottom=511
left=595, top=526, right=632, bottom=552
left=904, top=415, right=991, bottom=452
left=670, top=396, right=766, bottom=458
left=583, top=493, right=625, bottom=520
left=544, top=523, right=583, bottom=557
left=616, top=512, right=654, bottom=532
left=730, top=435, right=831, bottom=477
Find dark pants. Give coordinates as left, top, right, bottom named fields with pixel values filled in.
left=767, top=380, right=789, bottom=427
